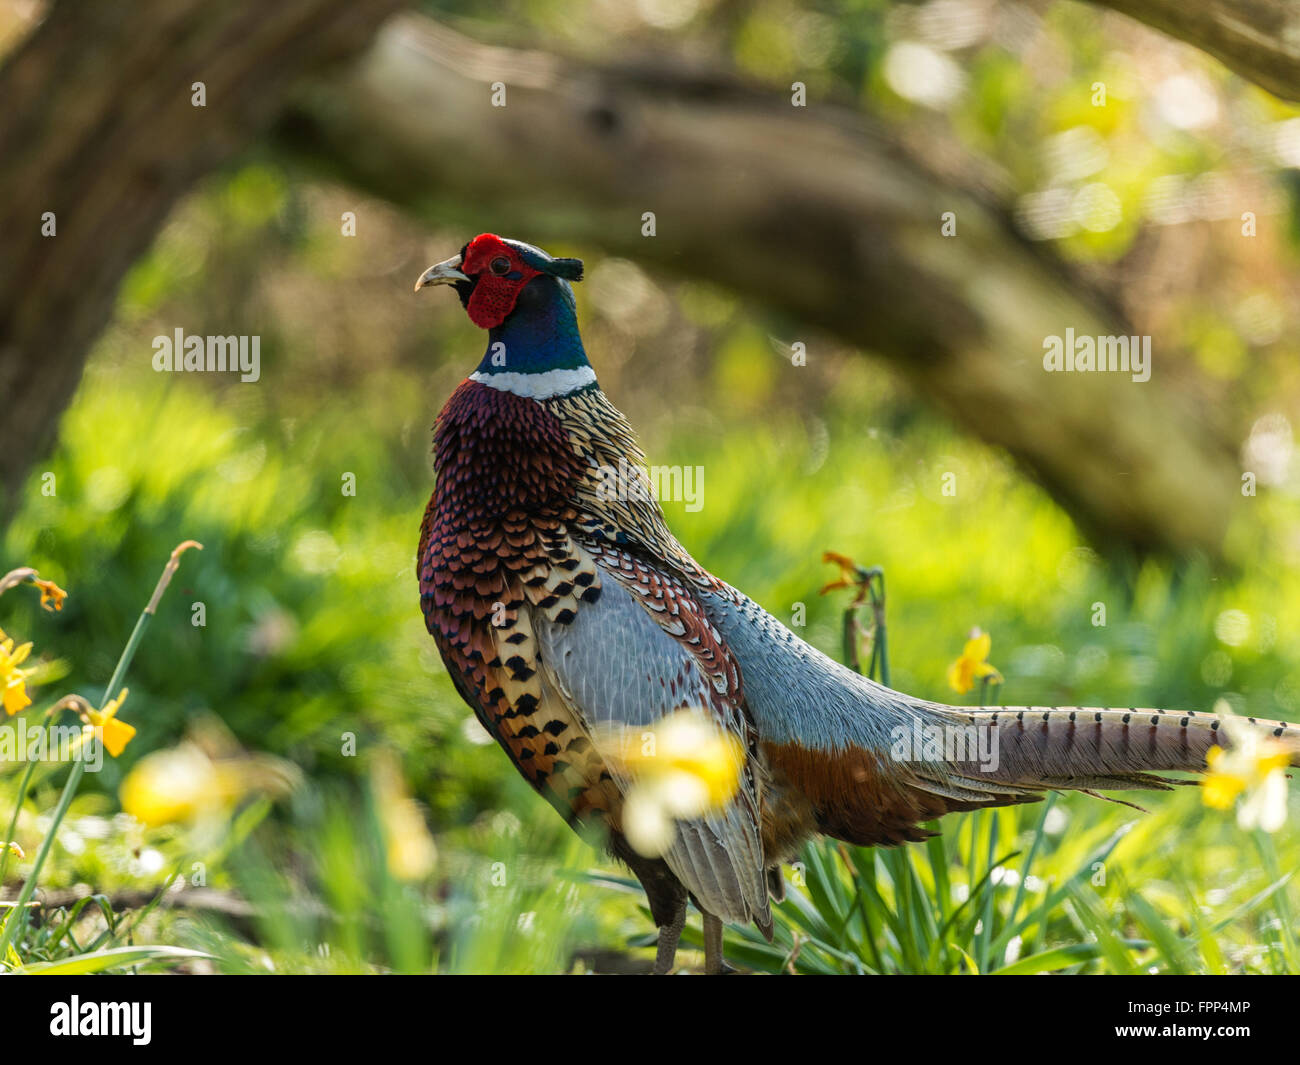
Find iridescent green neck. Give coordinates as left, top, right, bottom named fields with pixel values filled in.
left=475, top=275, right=589, bottom=377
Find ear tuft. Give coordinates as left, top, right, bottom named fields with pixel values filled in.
left=546, top=257, right=584, bottom=282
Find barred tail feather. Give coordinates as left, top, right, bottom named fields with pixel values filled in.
left=767, top=703, right=1300, bottom=851
left=945, top=703, right=1297, bottom=781
left=905, top=703, right=1300, bottom=813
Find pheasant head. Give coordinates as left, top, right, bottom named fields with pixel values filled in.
left=415, top=233, right=592, bottom=399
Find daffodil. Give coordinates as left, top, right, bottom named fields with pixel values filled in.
left=120, top=744, right=229, bottom=825
left=31, top=577, right=67, bottom=612
left=371, top=751, right=437, bottom=881
left=599, top=708, right=746, bottom=859
left=1203, top=705, right=1292, bottom=832
left=121, top=738, right=296, bottom=827
left=947, top=628, right=1003, bottom=695
left=3, top=842, right=23, bottom=860
left=0, top=627, right=35, bottom=716
left=80, top=688, right=135, bottom=757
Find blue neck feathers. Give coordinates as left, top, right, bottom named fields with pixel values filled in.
left=475, top=275, right=590, bottom=376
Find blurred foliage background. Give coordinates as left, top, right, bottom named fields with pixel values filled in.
left=4, top=0, right=1300, bottom=973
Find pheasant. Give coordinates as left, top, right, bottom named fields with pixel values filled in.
left=415, top=233, right=1300, bottom=974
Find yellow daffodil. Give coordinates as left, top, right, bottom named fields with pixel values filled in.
left=598, top=708, right=746, bottom=858
left=1203, top=704, right=1292, bottom=832
left=0, top=627, right=35, bottom=716
left=120, top=744, right=230, bottom=825
left=80, top=688, right=135, bottom=757
left=121, top=717, right=297, bottom=827
left=371, top=751, right=437, bottom=881
left=947, top=628, right=1003, bottom=695
left=31, top=577, right=67, bottom=612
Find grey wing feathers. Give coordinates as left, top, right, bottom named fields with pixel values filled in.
left=534, top=575, right=770, bottom=928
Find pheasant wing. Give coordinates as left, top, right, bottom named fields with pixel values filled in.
left=534, top=552, right=771, bottom=932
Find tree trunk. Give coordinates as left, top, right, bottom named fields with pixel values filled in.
left=0, top=0, right=402, bottom=511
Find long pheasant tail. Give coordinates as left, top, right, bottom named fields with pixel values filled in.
left=922, top=703, right=1300, bottom=799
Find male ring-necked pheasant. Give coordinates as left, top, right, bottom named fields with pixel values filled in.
left=416, top=234, right=1300, bottom=974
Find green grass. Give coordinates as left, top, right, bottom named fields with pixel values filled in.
left=3, top=290, right=1299, bottom=973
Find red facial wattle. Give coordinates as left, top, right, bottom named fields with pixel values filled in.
left=461, top=233, right=541, bottom=329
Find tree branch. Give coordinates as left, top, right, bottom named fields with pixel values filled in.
left=1090, top=0, right=1300, bottom=103
left=278, top=16, right=1239, bottom=560
left=0, top=6, right=1249, bottom=560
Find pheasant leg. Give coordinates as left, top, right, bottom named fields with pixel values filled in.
left=652, top=901, right=686, bottom=975
left=703, top=912, right=733, bottom=975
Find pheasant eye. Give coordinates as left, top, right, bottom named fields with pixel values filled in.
left=489, top=256, right=512, bottom=276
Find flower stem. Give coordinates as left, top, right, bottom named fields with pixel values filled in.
left=868, top=570, right=889, bottom=688
left=0, top=541, right=199, bottom=967
left=0, top=751, right=40, bottom=889
left=854, top=568, right=888, bottom=686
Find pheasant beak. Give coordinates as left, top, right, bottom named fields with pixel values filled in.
left=414, top=255, right=471, bottom=292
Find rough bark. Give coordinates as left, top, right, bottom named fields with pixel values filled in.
left=0, top=0, right=402, bottom=510
left=1091, top=0, right=1300, bottom=103
left=277, top=16, right=1239, bottom=560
